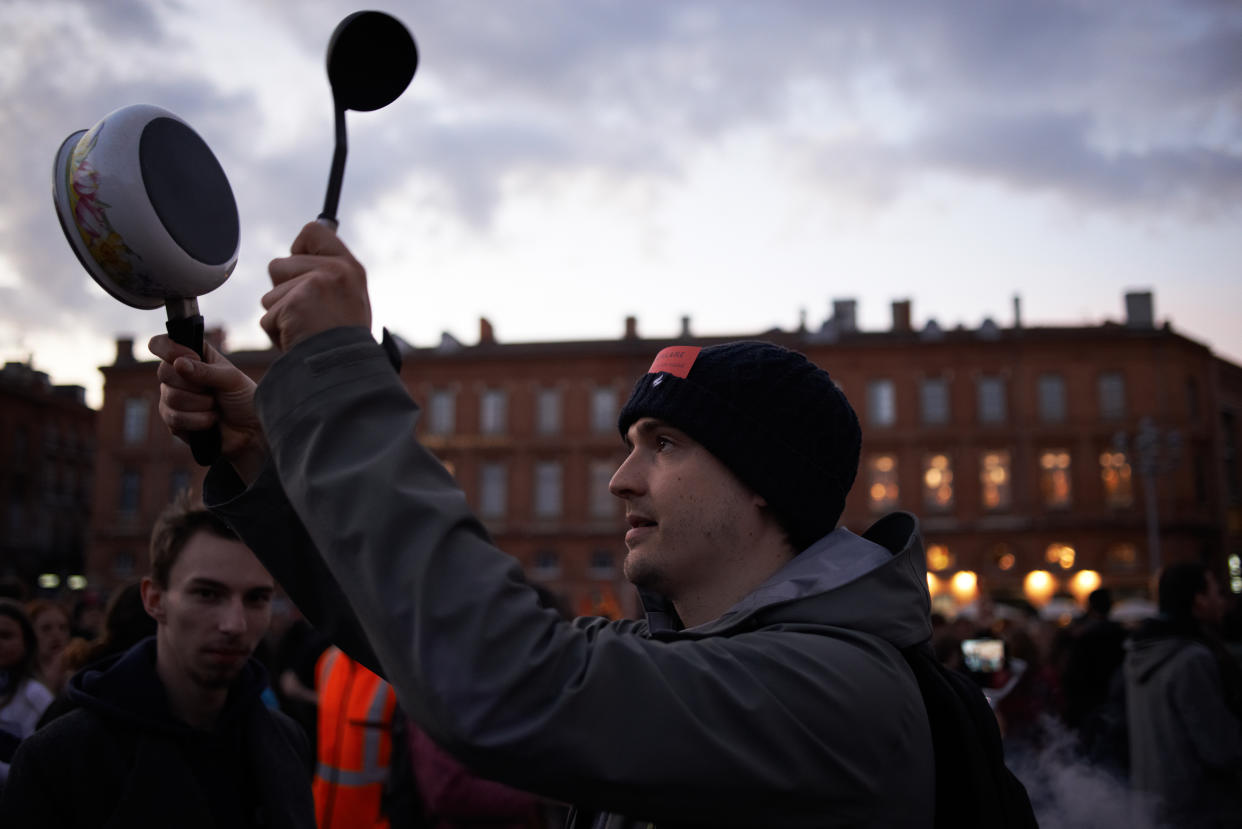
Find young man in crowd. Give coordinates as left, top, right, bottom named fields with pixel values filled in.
left=1125, top=561, right=1242, bottom=828
left=148, top=221, right=936, bottom=827
left=0, top=496, right=315, bottom=828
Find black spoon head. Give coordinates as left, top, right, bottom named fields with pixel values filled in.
left=327, top=10, right=418, bottom=112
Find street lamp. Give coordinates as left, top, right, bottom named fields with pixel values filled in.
left=1115, top=417, right=1181, bottom=575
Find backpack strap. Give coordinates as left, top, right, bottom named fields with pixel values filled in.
left=902, top=643, right=1038, bottom=829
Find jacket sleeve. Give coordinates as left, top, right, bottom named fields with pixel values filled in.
left=204, top=459, right=384, bottom=676
left=0, top=731, right=68, bottom=826
left=248, top=327, right=930, bottom=826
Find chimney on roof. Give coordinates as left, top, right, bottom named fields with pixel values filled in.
left=1125, top=291, right=1154, bottom=329
left=115, top=337, right=134, bottom=365
left=1013, top=295, right=1023, bottom=330
left=891, top=299, right=911, bottom=333
left=832, top=299, right=857, bottom=334
left=479, top=317, right=495, bottom=345
left=679, top=315, right=692, bottom=339
left=624, top=315, right=639, bottom=340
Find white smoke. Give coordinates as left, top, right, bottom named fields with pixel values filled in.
left=1008, top=715, right=1168, bottom=829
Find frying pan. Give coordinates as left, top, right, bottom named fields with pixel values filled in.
left=52, top=103, right=238, bottom=466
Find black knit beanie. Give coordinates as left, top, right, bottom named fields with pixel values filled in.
left=617, top=341, right=861, bottom=551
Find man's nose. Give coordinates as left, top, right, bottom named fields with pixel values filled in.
left=609, top=451, right=644, bottom=498
left=217, top=596, right=247, bottom=634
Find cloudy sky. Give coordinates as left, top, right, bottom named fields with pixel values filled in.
left=2, top=0, right=1240, bottom=407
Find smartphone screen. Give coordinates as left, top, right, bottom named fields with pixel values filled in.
left=961, top=638, right=1006, bottom=674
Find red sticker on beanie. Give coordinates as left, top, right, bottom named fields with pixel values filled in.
left=647, top=346, right=701, bottom=378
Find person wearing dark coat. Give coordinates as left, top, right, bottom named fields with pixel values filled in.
left=0, top=496, right=315, bottom=828
left=1124, top=562, right=1242, bottom=829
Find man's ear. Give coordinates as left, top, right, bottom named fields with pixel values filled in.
left=140, top=577, right=166, bottom=624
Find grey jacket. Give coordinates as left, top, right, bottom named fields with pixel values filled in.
left=207, top=327, right=935, bottom=828
left=1124, top=626, right=1242, bottom=828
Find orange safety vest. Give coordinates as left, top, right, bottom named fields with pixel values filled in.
left=313, top=647, right=399, bottom=829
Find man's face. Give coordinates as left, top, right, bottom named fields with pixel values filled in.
left=33, top=608, right=70, bottom=660
left=143, top=530, right=274, bottom=691
left=609, top=417, right=765, bottom=600
left=1194, top=571, right=1228, bottom=630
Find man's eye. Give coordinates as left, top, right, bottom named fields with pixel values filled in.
left=655, top=436, right=671, bottom=451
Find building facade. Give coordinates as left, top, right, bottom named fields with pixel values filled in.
left=0, top=360, right=96, bottom=591
left=84, top=293, right=1242, bottom=617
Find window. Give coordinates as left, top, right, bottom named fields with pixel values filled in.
left=169, top=469, right=191, bottom=502
left=589, top=549, right=616, bottom=578
left=1100, top=450, right=1133, bottom=507
left=926, top=544, right=953, bottom=572
left=534, top=461, right=562, bottom=518
left=920, top=378, right=949, bottom=425
left=867, top=455, right=899, bottom=511
left=536, top=388, right=562, bottom=435
left=1224, top=410, right=1240, bottom=504
left=113, top=551, right=135, bottom=579
left=1039, top=449, right=1072, bottom=508
left=1106, top=543, right=1138, bottom=572
left=589, top=460, right=616, bottom=518
left=1045, top=543, right=1076, bottom=570
left=980, top=450, right=1011, bottom=510
left=480, top=388, right=507, bottom=435
left=990, top=543, right=1016, bottom=572
left=12, top=426, right=28, bottom=462
left=591, top=387, right=618, bottom=433
left=922, top=454, right=954, bottom=510
left=119, top=468, right=141, bottom=515
left=533, top=550, right=561, bottom=579
left=1098, top=372, right=1125, bottom=420
left=867, top=380, right=896, bottom=427
left=122, top=398, right=148, bottom=444
left=1037, top=374, right=1066, bottom=423
left=977, top=376, right=1006, bottom=424
left=479, top=462, right=507, bottom=518
left=7, top=497, right=21, bottom=535
left=427, top=389, right=455, bottom=435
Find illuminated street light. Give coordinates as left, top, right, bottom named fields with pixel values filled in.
left=1024, top=570, right=1057, bottom=607
left=1069, top=570, right=1102, bottom=604
left=950, top=571, right=979, bottom=604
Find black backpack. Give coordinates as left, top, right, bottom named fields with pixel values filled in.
left=902, top=643, right=1040, bottom=828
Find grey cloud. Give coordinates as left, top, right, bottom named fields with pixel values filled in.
left=4, top=0, right=1241, bottom=354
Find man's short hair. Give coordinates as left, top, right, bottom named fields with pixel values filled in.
left=148, top=493, right=239, bottom=588
left=618, top=341, right=861, bottom=550
left=0, top=598, right=38, bottom=678
left=1087, top=587, right=1113, bottom=617
left=1157, top=561, right=1208, bottom=621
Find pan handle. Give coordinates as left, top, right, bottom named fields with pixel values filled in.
left=166, top=312, right=222, bottom=466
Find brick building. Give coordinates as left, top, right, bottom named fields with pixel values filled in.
left=84, top=292, right=1242, bottom=617
left=0, top=360, right=96, bottom=590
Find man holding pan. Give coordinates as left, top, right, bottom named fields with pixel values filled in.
left=150, top=221, right=937, bottom=828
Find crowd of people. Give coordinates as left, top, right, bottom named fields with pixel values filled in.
left=2, top=551, right=1239, bottom=826
left=929, top=575, right=1242, bottom=827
